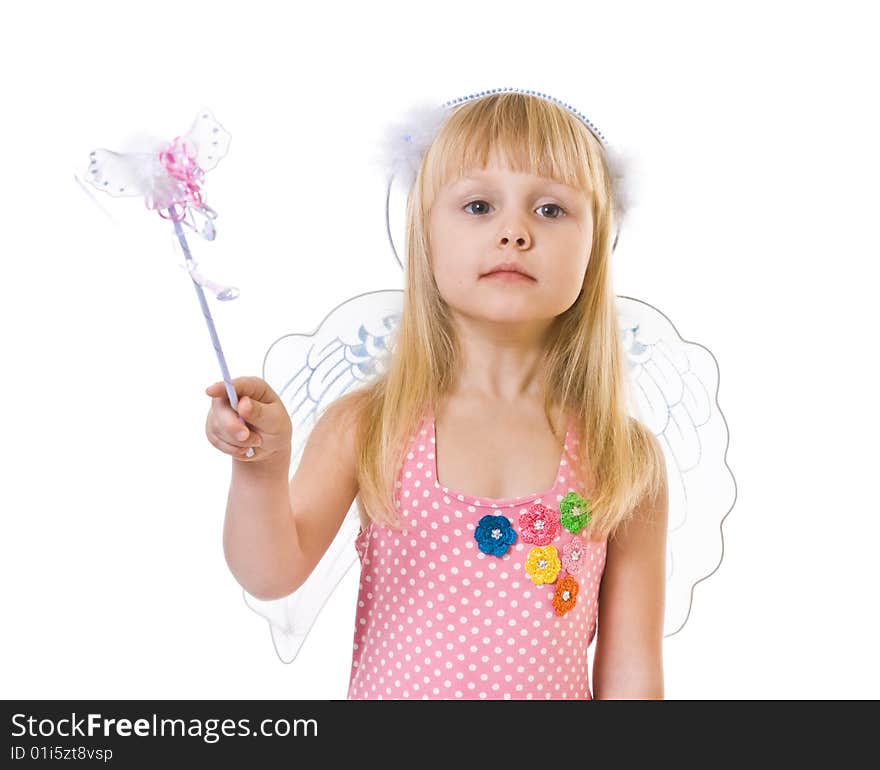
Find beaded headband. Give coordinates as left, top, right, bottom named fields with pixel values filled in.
left=444, top=87, right=609, bottom=145
left=376, top=86, right=631, bottom=260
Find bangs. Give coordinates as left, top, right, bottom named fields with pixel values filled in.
left=421, top=93, right=599, bottom=210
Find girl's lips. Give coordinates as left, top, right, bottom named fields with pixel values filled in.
left=481, top=270, right=536, bottom=282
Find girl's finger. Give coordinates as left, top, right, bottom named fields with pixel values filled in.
left=235, top=400, right=271, bottom=436
left=227, top=416, right=256, bottom=443
left=209, top=412, right=259, bottom=447
left=210, top=434, right=260, bottom=458
left=226, top=424, right=261, bottom=447
left=239, top=396, right=264, bottom=424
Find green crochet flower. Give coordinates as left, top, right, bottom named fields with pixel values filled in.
left=559, top=491, right=592, bottom=534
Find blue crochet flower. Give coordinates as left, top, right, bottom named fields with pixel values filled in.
left=474, top=514, right=517, bottom=557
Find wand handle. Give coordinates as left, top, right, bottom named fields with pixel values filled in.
left=170, top=210, right=254, bottom=459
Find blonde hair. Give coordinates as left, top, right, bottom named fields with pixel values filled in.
left=340, top=92, right=664, bottom=544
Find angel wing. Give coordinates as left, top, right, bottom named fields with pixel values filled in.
left=242, top=290, right=403, bottom=663
left=243, top=290, right=735, bottom=662
left=617, top=295, right=736, bottom=637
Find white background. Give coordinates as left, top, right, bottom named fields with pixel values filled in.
left=2, top=0, right=877, bottom=700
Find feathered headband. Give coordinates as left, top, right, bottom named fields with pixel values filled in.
left=373, top=87, right=634, bottom=251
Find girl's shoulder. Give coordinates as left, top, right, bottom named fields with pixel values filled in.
left=327, top=388, right=372, bottom=430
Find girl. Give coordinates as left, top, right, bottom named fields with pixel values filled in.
left=205, top=90, right=668, bottom=700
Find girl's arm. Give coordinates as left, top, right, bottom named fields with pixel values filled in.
left=592, top=438, right=669, bottom=700
left=223, top=394, right=361, bottom=600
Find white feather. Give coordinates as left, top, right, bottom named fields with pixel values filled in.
left=368, top=100, right=449, bottom=188
left=604, top=142, right=637, bottom=223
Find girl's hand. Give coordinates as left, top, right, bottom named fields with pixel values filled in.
left=204, top=377, right=292, bottom=463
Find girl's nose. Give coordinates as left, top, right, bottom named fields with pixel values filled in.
left=499, top=230, right=530, bottom=248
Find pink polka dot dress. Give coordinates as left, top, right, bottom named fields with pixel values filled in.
left=347, top=408, right=608, bottom=700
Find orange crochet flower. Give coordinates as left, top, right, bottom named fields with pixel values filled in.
left=552, top=575, right=579, bottom=615
left=524, top=545, right=561, bottom=585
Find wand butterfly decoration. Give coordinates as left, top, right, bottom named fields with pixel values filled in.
left=78, top=108, right=254, bottom=457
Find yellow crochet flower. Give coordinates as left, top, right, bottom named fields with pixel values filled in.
left=524, top=545, right=561, bottom=585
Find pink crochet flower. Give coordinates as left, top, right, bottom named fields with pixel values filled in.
left=561, top=535, right=588, bottom=575
left=518, top=503, right=560, bottom=546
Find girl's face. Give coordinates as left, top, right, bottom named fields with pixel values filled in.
left=428, top=152, right=593, bottom=327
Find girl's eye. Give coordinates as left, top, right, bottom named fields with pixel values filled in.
left=463, top=200, right=492, bottom=216
left=463, top=200, right=566, bottom=219
left=537, top=203, right=565, bottom=219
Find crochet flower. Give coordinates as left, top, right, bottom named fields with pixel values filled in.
left=552, top=575, right=579, bottom=615
left=518, top=503, right=560, bottom=545
left=474, top=514, right=517, bottom=557
left=561, top=536, right=588, bottom=575
left=524, top=545, right=561, bottom=585
left=559, top=492, right=592, bottom=534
